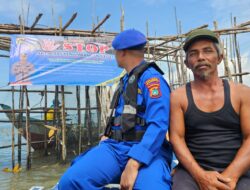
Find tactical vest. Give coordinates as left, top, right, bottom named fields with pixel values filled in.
left=105, top=62, right=164, bottom=137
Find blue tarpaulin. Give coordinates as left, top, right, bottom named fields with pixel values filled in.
left=9, top=35, right=123, bottom=86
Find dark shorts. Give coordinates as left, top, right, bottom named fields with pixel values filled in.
left=172, top=167, right=250, bottom=190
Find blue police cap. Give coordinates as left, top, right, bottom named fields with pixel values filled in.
left=112, top=29, right=147, bottom=50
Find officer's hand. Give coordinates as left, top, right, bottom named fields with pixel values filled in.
left=120, top=158, right=141, bottom=190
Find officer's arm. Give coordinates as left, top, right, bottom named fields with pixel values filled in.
left=127, top=75, right=170, bottom=165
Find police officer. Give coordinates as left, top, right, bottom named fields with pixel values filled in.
left=58, top=29, right=172, bottom=190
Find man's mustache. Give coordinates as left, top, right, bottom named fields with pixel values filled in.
left=193, top=62, right=211, bottom=70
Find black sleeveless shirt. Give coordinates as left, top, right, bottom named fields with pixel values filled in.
left=184, top=80, right=242, bottom=171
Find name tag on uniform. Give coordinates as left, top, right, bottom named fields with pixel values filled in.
left=123, top=105, right=136, bottom=114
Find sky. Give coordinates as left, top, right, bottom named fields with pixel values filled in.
left=0, top=0, right=250, bottom=88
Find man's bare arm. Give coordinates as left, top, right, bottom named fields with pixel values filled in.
left=222, top=85, right=250, bottom=189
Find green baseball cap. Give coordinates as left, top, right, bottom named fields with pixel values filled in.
left=183, top=29, right=219, bottom=52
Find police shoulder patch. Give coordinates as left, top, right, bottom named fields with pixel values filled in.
left=145, top=77, right=161, bottom=98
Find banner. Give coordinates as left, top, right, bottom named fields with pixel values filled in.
left=9, top=35, right=123, bottom=86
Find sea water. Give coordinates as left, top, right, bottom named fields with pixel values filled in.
left=0, top=123, right=70, bottom=190
left=0, top=86, right=104, bottom=190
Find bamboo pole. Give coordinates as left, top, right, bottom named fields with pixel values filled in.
left=62, top=13, right=77, bottom=31
left=229, top=16, right=238, bottom=82
left=178, top=21, right=187, bottom=84
left=17, top=86, right=24, bottom=166
left=30, top=13, right=43, bottom=30
left=85, top=86, right=93, bottom=146
left=95, top=87, right=102, bottom=135
left=120, top=6, right=124, bottom=32
left=0, top=106, right=99, bottom=113
left=233, top=17, right=243, bottom=83
left=55, top=85, right=60, bottom=159
left=166, top=55, right=172, bottom=87
left=76, top=86, right=82, bottom=154
left=91, top=14, right=110, bottom=34
left=0, top=89, right=72, bottom=94
left=61, top=86, right=66, bottom=162
left=214, top=21, right=232, bottom=80
left=24, top=86, right=31, bottom=169
left=11, top=86, right=15, bottom=169
left=222, top=39, right=232, bottom=80
left=17, top=12, right=26, bottom=167
left=44, top=85, right=48, bottom=155
left=146, top=21, right=150, bottom=60
left=174, top=53, right=181, bottom=86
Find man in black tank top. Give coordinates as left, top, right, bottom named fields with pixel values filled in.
left=170, top=29, right=250, bottom=190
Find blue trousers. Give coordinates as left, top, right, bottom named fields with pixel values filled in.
left=58, top=139, right=172, bottom=190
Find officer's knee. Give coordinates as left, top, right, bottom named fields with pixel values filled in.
left=59, top=172, right=94, bottom=190
left=58, top=174, right=75, bottom=190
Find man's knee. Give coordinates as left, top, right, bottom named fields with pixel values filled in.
left=236, top=175, right=250, bottom=190
left=172, top=167, right=199, bottom=190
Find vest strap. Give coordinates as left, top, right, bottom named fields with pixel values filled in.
left=110, top=129, right=145, bottom=142
left=111, top=116, right=146, bottom=126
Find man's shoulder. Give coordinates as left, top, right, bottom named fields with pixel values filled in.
left=171, top=85, right=186, bottom=102
left=229, top=81, right=250, bottom=102
left=229, top=81, right=250, bottom=94
left=171, top=85, right=185, bottom=96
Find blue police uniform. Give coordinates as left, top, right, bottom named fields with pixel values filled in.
left=58, top=29, right=172, bottom=190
